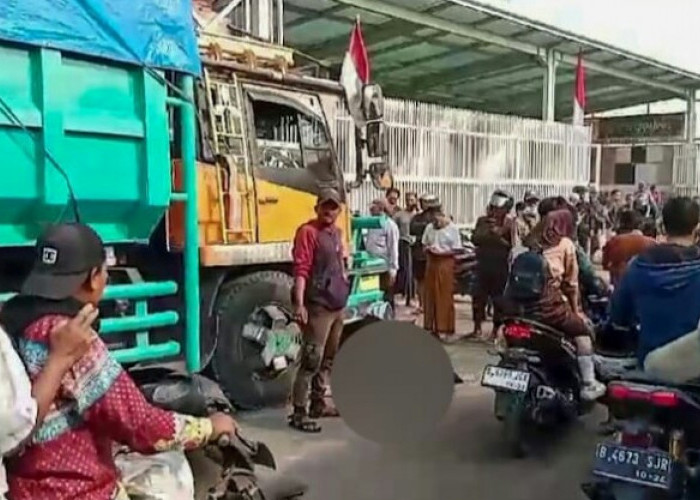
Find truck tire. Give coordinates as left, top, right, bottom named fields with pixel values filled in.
left=211, top=271, right=300, bottom=411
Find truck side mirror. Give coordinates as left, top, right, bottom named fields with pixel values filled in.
left=369, top=162, right=393, bottom=191
left=363, top=84, right=385, bottom=158
left=366, top=121, right=386, bottom=158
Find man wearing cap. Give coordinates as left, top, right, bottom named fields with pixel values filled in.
left=0, top=303, right=95, bottom=500
left=1, top=223, right=238, bottom=500
left=289, top=188, right=350, bottom=433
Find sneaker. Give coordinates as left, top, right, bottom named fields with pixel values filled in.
left=581, top=380, right=606, bottom=401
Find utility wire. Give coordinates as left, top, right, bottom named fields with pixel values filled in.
left=0, top=96, right=81, bottom=223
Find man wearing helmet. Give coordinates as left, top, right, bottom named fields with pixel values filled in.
left=472, top=190, right=514, bottom=340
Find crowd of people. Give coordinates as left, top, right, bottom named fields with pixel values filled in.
left=1, top=181, right=700, bottom=497
left=282, top=182, right=683, bottom=435
left=348, top=182, right=700, bottom=404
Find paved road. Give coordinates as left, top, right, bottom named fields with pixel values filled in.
left=193, top=340, right=606, bottom=500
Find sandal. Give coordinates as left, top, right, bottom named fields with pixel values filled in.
left=309, top=404, right=340, bottom=419
left=287, top=413, right=322, bottom=433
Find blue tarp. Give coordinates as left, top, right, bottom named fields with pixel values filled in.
left=0, top=0, right=200, bottom=75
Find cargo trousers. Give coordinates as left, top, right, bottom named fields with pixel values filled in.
left=291, top=306, right=344, bottom=412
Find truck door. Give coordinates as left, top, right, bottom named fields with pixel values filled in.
left=244, top=86, right=348, bottom=244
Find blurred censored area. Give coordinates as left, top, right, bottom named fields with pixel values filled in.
left=331, top=321, right=454, bottom=446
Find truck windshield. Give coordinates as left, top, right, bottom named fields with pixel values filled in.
left=251, top=98, right=335, bottom=181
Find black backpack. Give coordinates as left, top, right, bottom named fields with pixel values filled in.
left=506, top=249, right=549, bottom=301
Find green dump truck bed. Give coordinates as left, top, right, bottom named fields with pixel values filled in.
left=0, top=43, right=172, bottom=246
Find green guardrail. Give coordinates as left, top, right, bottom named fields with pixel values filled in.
left=351, top=215, right=391, bottom=270
left=348, top=214, right=388, bottom=307
left=0, top=281, right=181, bottom=364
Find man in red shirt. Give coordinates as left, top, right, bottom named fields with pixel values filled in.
left=603, top=209, right=656, bottom=288
left=289, top=189, right=350, bottom=433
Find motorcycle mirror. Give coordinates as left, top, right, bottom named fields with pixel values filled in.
left=251, top=441, right=277, bottom=470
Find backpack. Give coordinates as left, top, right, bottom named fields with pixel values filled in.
left=506, top=249, right=549, bottom=301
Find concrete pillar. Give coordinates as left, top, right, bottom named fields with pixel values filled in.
left=541, top=49, right=557, bottom=122
left=687, top=90, right=696, bottom=144
left=253, top=0, right=272, bottom=41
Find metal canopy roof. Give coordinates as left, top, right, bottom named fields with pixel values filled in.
left=283, top=0, right=700, bottom=119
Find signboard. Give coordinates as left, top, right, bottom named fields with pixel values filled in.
left=591, top=113, right=686, bottom=143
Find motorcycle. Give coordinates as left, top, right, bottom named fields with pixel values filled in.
left=582, top=372, right=700, bottom=500
left=131, top=366, right=308, bottom=500
left=482, top=311, right=636, bottom=458
left=455, top=228, right=477, bottom=297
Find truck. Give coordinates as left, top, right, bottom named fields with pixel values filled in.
left=0, top=0, right=391, bottom=410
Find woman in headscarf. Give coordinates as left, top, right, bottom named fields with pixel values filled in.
left=422, top=205, right=462, bottom=342
left=521, top=206, right=606, bottom=400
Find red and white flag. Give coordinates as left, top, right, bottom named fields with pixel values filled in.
left=573, top=52, right=586, bottom=126
left=340, top=18, right=371, bottom=128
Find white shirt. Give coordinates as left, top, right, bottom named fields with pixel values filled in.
left=422, top=222, right=462, bottom=253
left=364, top=216, right=400, bottom=275
left=0, top=327, right=38, bottom=496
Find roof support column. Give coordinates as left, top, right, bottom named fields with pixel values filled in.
left=541, top=49, right=558, bottom=122
left=686, top=90, right=696, bottom=144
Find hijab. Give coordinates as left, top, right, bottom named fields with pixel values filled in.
left=541, top=209, right=574, bottom=249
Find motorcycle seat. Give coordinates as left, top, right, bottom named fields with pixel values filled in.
left=618, top=370, right=700, bottom=393
left=257, top=470, right=308, bottom=500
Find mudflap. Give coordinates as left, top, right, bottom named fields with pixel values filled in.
left=501, top=391, right=530, bottom=458
left=494, top=390, right=515, bottom=421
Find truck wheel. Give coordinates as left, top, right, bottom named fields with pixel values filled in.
left=211, top=271, right=301, bottom=411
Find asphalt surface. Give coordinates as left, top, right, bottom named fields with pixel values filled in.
left=192, top=300, right=607, bottom=500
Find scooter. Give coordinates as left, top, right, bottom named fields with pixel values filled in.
left=131, top=366, right=308, bottom=500
left=583, top=373, right=700, bottom=500
left=454, top=241, right=477, bottom=296
left=483, top=315, right=636, bottom=458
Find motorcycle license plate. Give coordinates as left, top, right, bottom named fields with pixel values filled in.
left=358, top=275, right=380, bottom=292
left=592, top=443, right=675, bottom=490
left=481, top=365, right=530, bottom=392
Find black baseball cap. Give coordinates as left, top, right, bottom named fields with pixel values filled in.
left=22, top=223, right=106, bottom=300
left=317, top=188, right=342, bottom=207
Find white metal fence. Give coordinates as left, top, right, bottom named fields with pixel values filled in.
left=673, top=144, right=700, bottom=197
left=331, top=98, right=592, bottom=227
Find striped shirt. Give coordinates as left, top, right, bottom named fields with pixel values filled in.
left=364, top=216, right=400, bottom=275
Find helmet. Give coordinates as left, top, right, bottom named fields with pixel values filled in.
left=572, top=185, right=588, bottom=196
left=489, top=190, right=512, bottom=209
